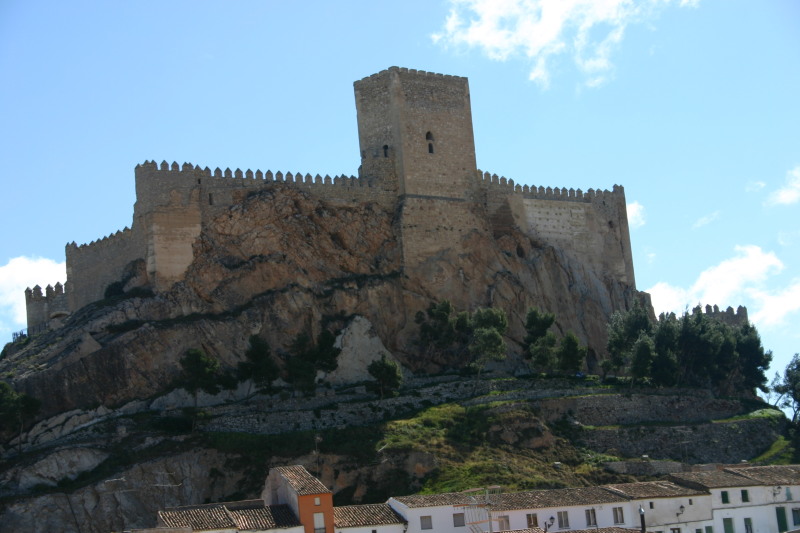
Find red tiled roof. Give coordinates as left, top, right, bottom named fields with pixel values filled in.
left=498, top=528, right=651, bottom=533
left=334, top=503, right=405, bottom=527
left=275, top=465, right=331, bottom=495
left=393, top=486, right=626, bottom=510
left=726, top=465, right=800, bottom=485
left=159, top=500, right=300, bottom=531
left=603, top=480, right=707, bottom=499
left=669, top=470, right=755, bottom=489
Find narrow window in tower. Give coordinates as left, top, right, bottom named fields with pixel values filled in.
left=426, top=131, right=434, bottom=153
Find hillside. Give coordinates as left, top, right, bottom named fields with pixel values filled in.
left=0, top=371, right=786, bottom=532
left=0, top=144, right=779, bottom=531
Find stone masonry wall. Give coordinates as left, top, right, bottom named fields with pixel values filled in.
left=65, top=227, right=142, bottom=311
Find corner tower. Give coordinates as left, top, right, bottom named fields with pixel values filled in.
left=354, top=67, right=478, bottom=200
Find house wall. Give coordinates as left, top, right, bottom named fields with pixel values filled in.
left=297, top=493, right=333, bottom=533
left=711, top=485, right=800, bottom=533
left=620, top=495, right=713, bottom=533
left=336, top=525, right=405, bottom=533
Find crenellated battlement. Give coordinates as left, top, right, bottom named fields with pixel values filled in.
left=24, top=282, right=69, bottom=334
left=139, top=160, right=363, bottom=186
left=691, top=304, right=749, bottom=327
left=476, top=169, right=624, bottom=203
left=68, top=227, right=133, bottom=250
left=356, top=65, right=467, bottom=85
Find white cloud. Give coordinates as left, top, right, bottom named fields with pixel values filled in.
left=627, top=201, right=645, bottom=228
left=0, top=256, right=66, bottom=330
left=745, top=180, right=766, bottom=192
left=778, top=230, right=800, bottom=247
left=432, top=0, right=697, bottom=88
left=766, top=165, right=800, bottom=206
left=692, top=210, right=720, bottom=229
left=750, top=280, right=800, bottom=328
left=646, top=245, right=799, bottom=329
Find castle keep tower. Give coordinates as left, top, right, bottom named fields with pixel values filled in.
left=354, top=67, right=478, bottom=200
left=355, top=67, right=485, bottom=268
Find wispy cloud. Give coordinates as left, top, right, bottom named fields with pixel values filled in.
left=0, top=256, right=66, bottom=333
left=432, top=0, right=698, bottom=89
left=627, top=201, right=645, bottom=229
left=750, top=280, right=800, bottom=328
left=746, top=180, right=766, bottom=192
left=766, top=165, right=800, bottom=206
left=646, top=245, right=798, bottom=329
left=692, top=210, right=720, bottom=229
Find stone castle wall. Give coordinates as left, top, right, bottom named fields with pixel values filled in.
left=25, top=283, right=69, bottom=335
left=65, top=228, right=142, bottom=311
left=25, top=66, right=639, bottom=333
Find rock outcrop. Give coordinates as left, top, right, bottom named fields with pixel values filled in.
left=2, top=185, right=641, bottom=418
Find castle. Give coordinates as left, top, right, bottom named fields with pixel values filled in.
left=25, top=67, right=636, bottom=333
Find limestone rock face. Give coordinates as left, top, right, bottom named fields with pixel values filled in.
left=326, top=316, right=400, bottom=385
left=0, top=447, right=109, bottom=493
left=2, top=185, right=641, bottom=417
left=0, top=448, right=244, bottom=533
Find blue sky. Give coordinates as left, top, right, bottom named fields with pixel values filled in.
left=1, top=0, right=798, bottom=382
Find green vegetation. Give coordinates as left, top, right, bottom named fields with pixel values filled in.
left=0, top=381, right=40, bottom=453
left=367, top=355, right=403, bottom=399
left=606, top=304, right=771, bottom=395
left=770, top=353, right=800, bottom=422
left=415, top=301, right=508, bottom=375
left=285, top=330, right=342, bottom=394
left=523, top=307, right=589, bottom=376
left=237, top=335, right=279, bottom=396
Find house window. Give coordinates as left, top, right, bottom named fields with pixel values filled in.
left=208, top=193, right=214, bottom=205
left=497, top=515, right=510, bottom=530
left=689, top=499, right=693, bottom=505
left=723, top=517, right=734, bottom=533
left=585, top=509, right=597, bottom=527
left=787, top=487, right=793, bottom=500
left=696, top=529, right=702, bottom=533
left=420, top=515, right=433, bottom=530
left=613, top=507, right=625, bottom=524
left=793, top=508, right=800, bottom=525
left=744, top=518, right=753, bottom=533
left=314, top=497, right=321, bottom=506
left=426, top=132, right=434, bottom=154
left=526, top=514, right=539, bottom=528
left=670, top=529, right=681, bottom=533
left=722, top=491, right=730, bottom=504
left=383, top=145, right=389, bottom=158
left=741, top=489, right=750, bottom=503
left=313, top=512, right=325, bottom=533
left=705, top=527, right=714, bottom=533
left=453, top=513, right=465, bottom=527
left=557, top=511, right=569, bottom=529
left=650, top=502, right=654, bottom=509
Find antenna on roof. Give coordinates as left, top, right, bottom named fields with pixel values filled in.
left=455, top=486, right=503, bottom=533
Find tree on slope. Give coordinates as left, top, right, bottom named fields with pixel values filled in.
left=0, top=382, right=40, bottom=454
left=237, top=335, right=279, bottom=396
left=557, top=332, right=587, bottom=375
left=773, top=354, right=800, bottom=423
left=367, top=355, right=403, bottom=400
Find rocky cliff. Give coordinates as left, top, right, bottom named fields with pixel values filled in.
left=2, top=183, right=639, bottom=418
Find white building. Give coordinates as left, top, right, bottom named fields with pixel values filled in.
left=670, top=465, right=800, bottom=533
left=142, top=464, right=800, bottom=533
